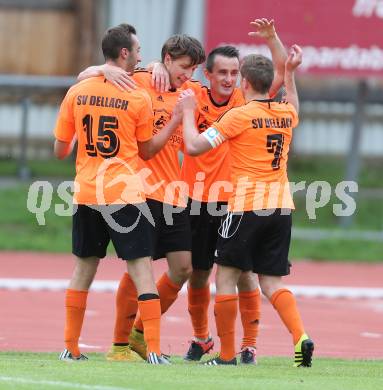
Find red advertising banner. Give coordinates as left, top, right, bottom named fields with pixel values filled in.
left=205, top=0, right=383, bottom=76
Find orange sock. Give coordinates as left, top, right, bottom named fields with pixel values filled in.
left=64, top=289, right=88, bottom=357
left=137, top=298, right=161, bottom=355
left=239, top=289, right=261, bottom=349
left=270, top=288, right=305, bottom=345
left=214, top=294, right=238, bottom=361
left=134, top=272, right=181, bottom=332
left=113, top=272, right=138, bottom=344
left=188, top=285, right=210, bottom=340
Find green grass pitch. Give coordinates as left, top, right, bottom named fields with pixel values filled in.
left=0, top=352, right=382, bottom=390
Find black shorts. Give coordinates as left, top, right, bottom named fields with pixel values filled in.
left=72, top=204, right=153, bottom=261
left=147, top=198, right=191, bottom=260
left=215, top=209, right=292, bottom=276
left=188, top=199, right=228, bottom=271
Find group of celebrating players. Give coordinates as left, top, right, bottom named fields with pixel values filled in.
left=54, top=17, right=314, bottom=367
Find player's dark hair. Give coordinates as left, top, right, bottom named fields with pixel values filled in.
left=240, top=54, right=274, bottom=94
left=102, top=23, right=137, bottom=60
left=161, top=34, right=206, bottom=66
left=206, top=46, right=239, bottom=72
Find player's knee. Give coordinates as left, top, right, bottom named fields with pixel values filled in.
left=173, top=264, right=193, bottom=284
left=237, top=272, right=258, bottom=291
left=189, top=269, right=211, bottom=288
left=259, top=276, right=283, bottom=300
left=259, top=285, right=273, bottom=300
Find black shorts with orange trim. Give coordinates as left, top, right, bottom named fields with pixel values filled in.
left=188, top=199, right=228, bottom=271
left=147, top=198, right=191, bottom=260
left=72, top=204, right=153, bottom=261
left=215, top=209, right=292, bottom=276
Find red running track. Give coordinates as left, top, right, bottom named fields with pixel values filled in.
left=1, top=252, right=383, bottom=359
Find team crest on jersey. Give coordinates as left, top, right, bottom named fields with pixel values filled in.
left=202, top=105, right=209, bottom=112
left=157, top=95, right=164, bottom=102
left=154, top=109, right=171, bottom=131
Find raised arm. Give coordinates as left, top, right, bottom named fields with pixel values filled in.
left=77, top=63, right=136, bottom=91
left=249, top=18, right=287, bottom=97
left=284, top=45, right=302, bottom=113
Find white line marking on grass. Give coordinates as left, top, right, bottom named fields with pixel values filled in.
left=1, top=278, right=383, bottom=299
left=0, top=376, right=133, bottom=390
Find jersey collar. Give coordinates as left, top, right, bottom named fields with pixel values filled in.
left=207, top=89, right=231, bottom=107
left=250, top=98, right=274, bottom=103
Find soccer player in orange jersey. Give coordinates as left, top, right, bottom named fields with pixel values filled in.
left=149, top=19, right=286, bottom=364
left=77, top=34, right=206, bottom=361
left=181, top=20, right=287, bottom=364
left=54, top=24, right=174, bottom=364
left=179, top=44, right=314, bottom=366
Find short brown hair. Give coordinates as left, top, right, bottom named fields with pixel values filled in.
left=102, top=23, right=137, bottom=60
left=206, top=46, right=239, bottom=72
left=240, top=54, right=274, bottom=94
left=161, top=34, right=206, bottom=66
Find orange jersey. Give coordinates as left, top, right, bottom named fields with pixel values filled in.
left=181, top=81, right=245, bottom=202
left=133, top=70, right=184, bottom=206
left=54, top=76, right=153, bottom=205
left=209, top=100, right=299, bottom=212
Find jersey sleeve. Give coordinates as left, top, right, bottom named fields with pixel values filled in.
left=132, top=70, right=152, bottom=90
left=53, top=89, right=76, bottom=142
left=232, top=88, right=245, bottom=106
left=211, top=107, right=244, bottom=140
left=287, top=103, right=299, bottom=128
left=135, top=91, right=154, bottom=142
left=182, top=80, right=204, bottom=99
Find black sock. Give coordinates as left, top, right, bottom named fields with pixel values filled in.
left=137, top=293, right=159, bottom=301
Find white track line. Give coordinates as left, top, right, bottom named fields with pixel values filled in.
left=0, top=376, right=132, bottom=390
left=1, top=278, right=383, bottom=299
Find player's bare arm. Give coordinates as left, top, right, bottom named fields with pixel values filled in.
left=249, top=18, right=287, bottom=97
left=77, top=63, right=137, bottom=91
left=137, top=100, right=183, bottom=160
left=179, top=90, right=215, bottom=156
left=284, top=44, right=302, bottom=113
left=54, top=137, right=76, bottom=160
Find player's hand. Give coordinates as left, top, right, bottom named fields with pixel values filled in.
left=248, top=18, right=276, bottom=40
left=285, top=45, right=303, bottom=71
left=103, top=64, right=136, bottom=91
left=178, top=88, right=195, bottom=100
left=151, top=62, right=170, bottom=93
left=178, top=89, right=197, bottom=111
left=171, top=101, right=183, bottom=125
